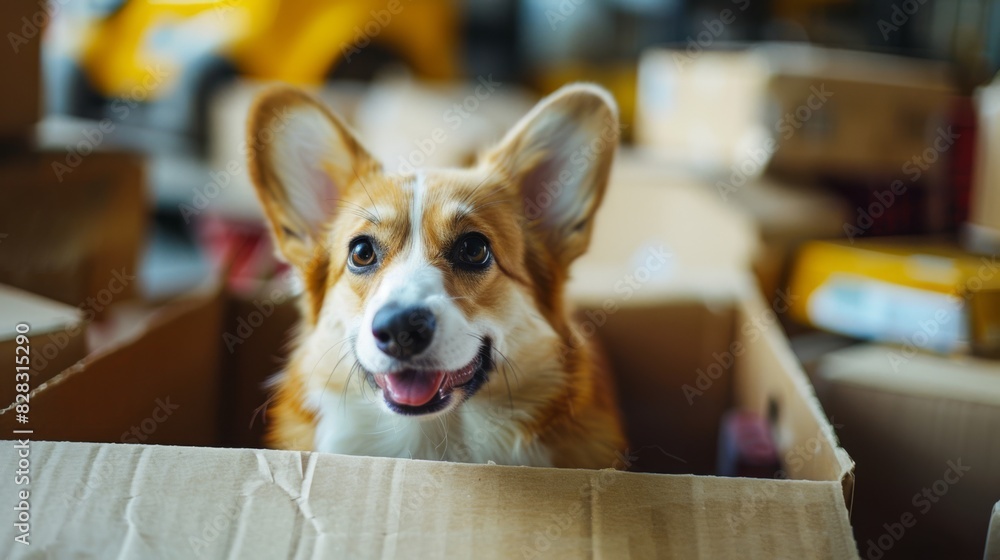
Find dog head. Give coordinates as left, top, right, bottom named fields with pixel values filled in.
left=248, top=84, right=618, bottom=419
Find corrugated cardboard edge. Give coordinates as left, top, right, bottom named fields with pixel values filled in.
left=987, top=501, right=1000, bottom=560
left=818, top=344, right=1000, bottom=407
left=737, top=284, right=856, bottom=515
left=0, top=281, right=222, bottom=416
left=1, top=440, right=860, bottom=560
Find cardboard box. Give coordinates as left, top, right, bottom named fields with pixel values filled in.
left=0, top=173, right=857, bottom=557
left=0, top=0, right=42, bottom=142
left=816, top=345, right=1000, bottom=559
left=0, top=284, right=86, bottom=408
left=1, top=286, right=224, bottom=447
left=968, top=75, right=1000, bottom=254
left=731, top=176, right=850, bottom=300
left=0, top=151, right=146, bottom=309
left=636, top=43, right=954, bottom=178
left=0, top=280, right=858, bottom=558
left=572, top=148, right=760, bottom=292
left=787, top=238, right=1000, bottom=358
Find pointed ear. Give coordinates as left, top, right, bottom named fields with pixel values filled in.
left=247, top=87, right=379, bottom=268
left=487, top=83, right=619, bottom=265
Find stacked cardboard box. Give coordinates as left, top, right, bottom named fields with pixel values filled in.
left=0, top=1, right=148, bottom=313
left=635, top=43, right=960, bottom=296
left=0, top=285, right=87, bottom=407
left=0, top=152, right=146, bottom=309
left=0, top=1, right=42, bottom=145
left=636, top=43, right=955, bottom=179
left=968, top=75, right=1000, bottom=254
left=816, top=345, right=1000, bottom=559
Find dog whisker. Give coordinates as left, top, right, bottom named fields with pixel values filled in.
left=352, top=165, right=382, bottom=223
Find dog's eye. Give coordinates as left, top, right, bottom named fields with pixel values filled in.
left=349, top=238, right=377, bottom=269
left=453, top=234, right=491, bottom=269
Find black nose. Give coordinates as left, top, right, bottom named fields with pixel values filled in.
left=372, top=305, right=436, bottom=359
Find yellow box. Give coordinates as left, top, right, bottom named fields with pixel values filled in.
left=788, top=238, right=1000, bottom=357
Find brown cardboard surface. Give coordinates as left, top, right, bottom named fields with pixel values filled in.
left=569, top=152, right=759, bottom=303
left=0, top=284, right=87, bottom=407
left=637, top=43, right=954, bottom=178
left=817, top=344, right=1000, bottom=559
left=0, top=1, right=41, bottom=141
left=0, top=151, right=146, bottom=308
left=969, top=76, right=1000, bottom=252
left=0, top=287, right=224, bottom=446
left=0, top=440, right=856, bottom=559
left=0, top=281, right=859, bottom=558
left=735, top=176, right=850, bottom=300
left=218, top=282, right=300, bottom=448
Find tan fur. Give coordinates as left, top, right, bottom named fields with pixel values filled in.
left=248, top=84, right=626, bottom=469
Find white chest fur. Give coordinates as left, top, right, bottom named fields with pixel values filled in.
left=310, top=391, right=553, bottom=467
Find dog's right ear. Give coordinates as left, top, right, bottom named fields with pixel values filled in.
left=247, top=87, right=379, bottom=268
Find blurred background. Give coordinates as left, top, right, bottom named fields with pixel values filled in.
left=1, top=1, right=1000, bottom=558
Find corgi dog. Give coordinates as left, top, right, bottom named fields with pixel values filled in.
left=247, top=83, right=626, bottom=469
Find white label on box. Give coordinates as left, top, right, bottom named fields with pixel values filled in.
left=639, top=57, right=677, bottom=116
left=808, top=274, right=968, bottom=353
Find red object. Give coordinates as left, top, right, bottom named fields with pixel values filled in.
left=196, top=215, right=288, bottom=293
left=717, top=410, right=782, bottom=479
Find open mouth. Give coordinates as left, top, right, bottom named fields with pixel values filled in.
left=369, top=340, right=492, bottom=416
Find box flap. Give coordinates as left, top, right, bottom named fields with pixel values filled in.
left=734, top=289, right=856, bottom=508
left=0, top=440, right=858, bottom=559
left=0, top=287, right=224, bottom=446
left=818, top=344, right=1000, bottom=407
left=0, top=284, right=83, bottom=339
left=0, top=284, right=88, bottom=406
left=569, top=161, right=759, bottom=304
left=817, top=343, right=1000, bottom=557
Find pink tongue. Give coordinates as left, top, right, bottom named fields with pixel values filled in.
left=383, top=371, right=446, bottom=406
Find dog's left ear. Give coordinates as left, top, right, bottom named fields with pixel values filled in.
left=488, top=83, right=619, bottom=265
left=247, top=87, right=379, bottom=269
